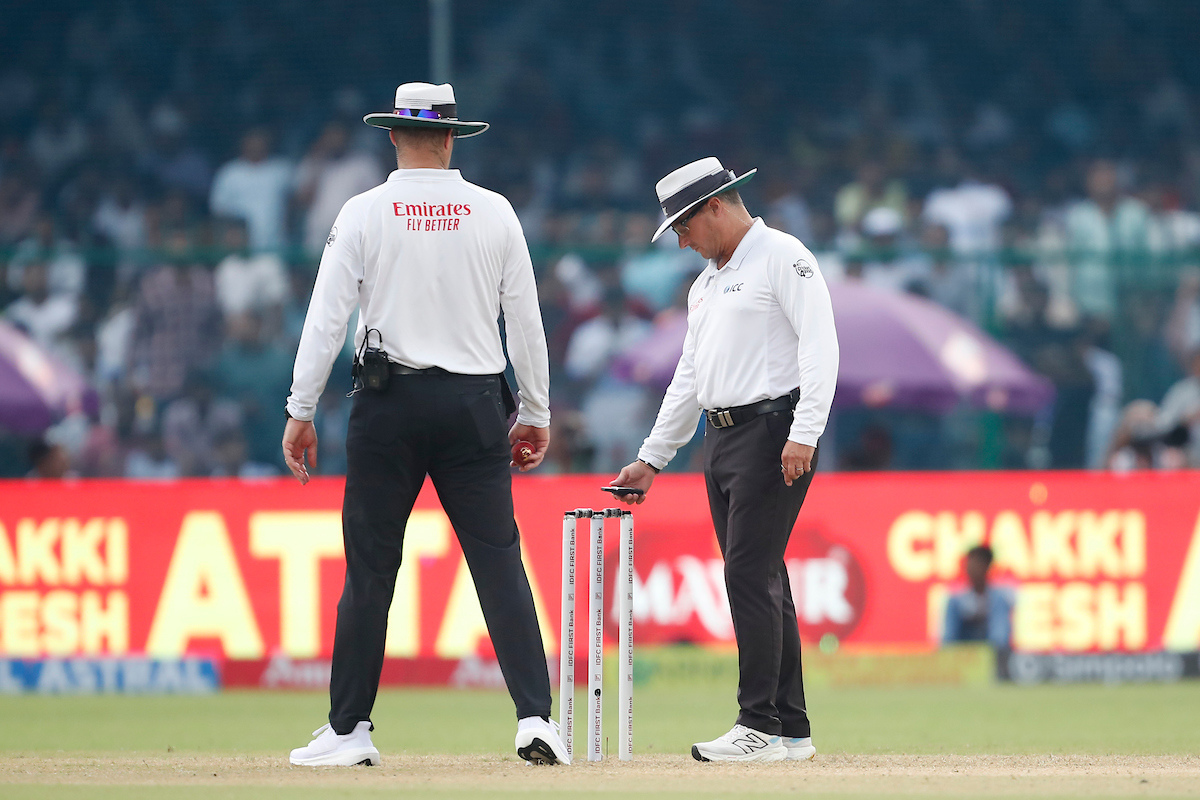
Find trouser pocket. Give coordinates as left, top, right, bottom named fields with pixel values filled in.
left=465, top=388, right=507, bottom=449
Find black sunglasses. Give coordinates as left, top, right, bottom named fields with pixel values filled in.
left=671, top=200, right=709, bottom=235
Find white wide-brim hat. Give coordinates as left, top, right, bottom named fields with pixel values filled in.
left=363, top=82, right=489, bottom=138
left=651, top=157, right=757, bottom=242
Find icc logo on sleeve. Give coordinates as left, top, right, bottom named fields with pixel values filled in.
left=793, top=259, right=814, bottom=278
left=326, top=227, right=338, bottom=247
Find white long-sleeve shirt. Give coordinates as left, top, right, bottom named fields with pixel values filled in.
left=287, top=168, right=551, bottom=427
left=637, top=219, right=839, bottom=468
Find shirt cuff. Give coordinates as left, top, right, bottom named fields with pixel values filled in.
left=285, top=400, right=316, bottom=422
left=635, top=448, right=668, bottom=472
left=515, top=410, right=551, bottom=428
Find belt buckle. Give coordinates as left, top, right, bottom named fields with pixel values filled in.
left=709, top=409, right=735, bottom=428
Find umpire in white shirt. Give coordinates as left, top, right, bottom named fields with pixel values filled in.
left=611, top=157, right=839, bottom=763
left=284, top=83, right=569, bottom=767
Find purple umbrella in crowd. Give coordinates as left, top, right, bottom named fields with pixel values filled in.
left=611, top=308, right=689, bottom=392
left=0, top=320, right=100, bottom=434
left=828, top=280, right=1054, bottom=414
left=615, top=280, right=1054, bottom=415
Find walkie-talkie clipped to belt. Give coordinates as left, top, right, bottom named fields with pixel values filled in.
left=350, top=328, right=390, bottom=394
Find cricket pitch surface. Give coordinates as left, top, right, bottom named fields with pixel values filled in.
left=2, top=753, right=1198, bottom=798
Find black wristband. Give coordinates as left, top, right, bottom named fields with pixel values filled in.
left=638, top=459, right=661, bottom=474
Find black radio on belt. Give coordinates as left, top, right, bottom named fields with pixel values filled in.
left=351, top=328, right=390, bottom=393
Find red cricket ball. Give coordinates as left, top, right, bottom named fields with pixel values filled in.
left=511, top=440, right=536, bottom=465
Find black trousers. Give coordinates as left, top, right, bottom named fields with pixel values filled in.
left=328, top=372, right=551, bottom=734
left=704, top=408, right=818, bottom=738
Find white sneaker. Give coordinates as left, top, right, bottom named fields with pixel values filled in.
left=515, top=716, right=571, bottom=765
left=783, top=736, right=817, bottom=761
left=691, top=724, right=788, bottom=763
left=289, top=721, right=380, bottom=766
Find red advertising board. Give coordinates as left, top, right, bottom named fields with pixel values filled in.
left=0, top=472, right=1198, bottom=660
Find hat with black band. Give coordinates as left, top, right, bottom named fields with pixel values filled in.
left=364, top=82, right=489, bottom=138
left=651, top=157, right=757, bottom=242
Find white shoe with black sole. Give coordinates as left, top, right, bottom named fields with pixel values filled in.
left=515, top=716, right=571, bottom=765
left=691, top=724, right=788, bottom=763
left=289, top=721, right=380, bottom=766
left=783, top=736, right=817, bottom=761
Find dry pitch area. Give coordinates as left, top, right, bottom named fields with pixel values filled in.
left=1, top=753, right=1198, bottom=798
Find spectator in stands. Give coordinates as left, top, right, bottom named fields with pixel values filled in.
left=1119, top=284, right=1184, bottom=409
left=762, top=166, right=814, bottom=243
left=834, top=161, right=908, bottom=238
left=77, top=421, right=124, bottom=478
left=6, top=1, right=1200, bottom=475
left=138, top=102, right=213, bottom=202
left=908, top=222, right=976, bottom=320
left=8, top=214, right=87, bottom=298
left=619, top=212, right=704, bottom=313
left=92, top=280, right=137, bottom=396
left=565, top=285, right=654, bottom=471
left=3, top=260, right=78, bottom=361
left=1165, top=268, right=1200, bottom=368
left=123, top=418, right=180, bottom=479
left=211, top=311, right=292, bottom=471
left=1003, top=274, right=1094, bottom=468
left=161, top=370, right=244, bottom=477
left=213, top=217, right=288, bottom=327
left=851, top=206, right=926, bottom=294
left=921, top=153, right=1011, bottom=256
left=295, top=120, right=383, bottom=255
left=127, top=227, right=221, bottom=403
left=26, top=437, right=72, bottom=479
left=1143, top=172, right=1200, bottom=256
left=209, top=128, right=294, bottom=253
left=92, top=173, right=147, bottom=258
left=1157, top=347, right=1200, bottom=467
left=1064, top=158, right=1151, bottom=320
left=1105, top=399, right=1188, bottom=471
left=942, top=545, right=1014, bottom=650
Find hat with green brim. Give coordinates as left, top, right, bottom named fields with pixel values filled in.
left=363, top=82, right=489, bottom=138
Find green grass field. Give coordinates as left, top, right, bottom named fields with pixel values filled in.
left=1, top=661, right=1199, bottom=798
left=2, top=682, right=1199, bottom=756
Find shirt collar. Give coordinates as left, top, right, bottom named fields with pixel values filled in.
left=387, top=169, right=463, bottom=181
left=708, top=217, right=766, bottom=272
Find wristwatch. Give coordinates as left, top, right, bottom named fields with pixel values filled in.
left=638, top=459, right=661, bottom=474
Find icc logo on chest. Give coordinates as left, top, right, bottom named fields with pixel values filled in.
left=723, top=283, right=744, bottom=294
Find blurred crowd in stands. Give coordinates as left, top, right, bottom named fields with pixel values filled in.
left=3, top=0, right=1200, bottom=477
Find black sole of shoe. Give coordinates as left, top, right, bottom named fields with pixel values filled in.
left=355, top=759, right=375, bottom=766
left=691, top=745, right=710, bottom=762
left=518, top=738, right=561, bottom=765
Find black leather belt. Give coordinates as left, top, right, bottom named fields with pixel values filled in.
left=706, top=388, right=800, bottom=429
left=389, top=363, right=450, bottom=376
